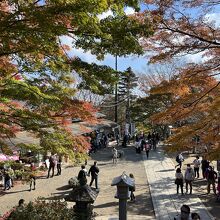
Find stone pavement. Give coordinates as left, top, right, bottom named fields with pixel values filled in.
left=143, top=144, right=216, bottom=220
left=0, top=142, right=155, bottom=219
left=1, top=142, right=217, bottom=219
left=90, top=143, right=155, bottom=219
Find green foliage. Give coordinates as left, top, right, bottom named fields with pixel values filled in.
left=7, top=200, right=75, bottom=220
left=71, top=58, right=118, bottom=95
left=14, top=170, right=25, bottom=180
left=0, top=0, right=153, bottom=159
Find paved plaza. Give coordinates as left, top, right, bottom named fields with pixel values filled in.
left=143, top=145, right=216, bottom=220
left=0, top=142, right=219, bottom=219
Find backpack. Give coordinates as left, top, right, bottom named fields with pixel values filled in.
left=176, top=155, right=180, bottom=163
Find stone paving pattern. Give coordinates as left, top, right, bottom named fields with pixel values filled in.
left=0, top=143, right=154, bottom=219
left=0, top=142, right=219, bottom=220
left=143, top=145, right=216, bottom=220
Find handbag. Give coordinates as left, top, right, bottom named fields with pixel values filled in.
left=175, top=178, right=183, bottom=185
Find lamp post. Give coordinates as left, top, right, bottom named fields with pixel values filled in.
left=111, top=172, right=134, bottom=220
left=115, top=55, right=118, bottom=123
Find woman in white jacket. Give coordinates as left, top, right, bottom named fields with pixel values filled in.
left=185, top=164, right=195, bottom=194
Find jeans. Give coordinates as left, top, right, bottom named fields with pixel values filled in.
left=57, top=164, right=61, bottom=175
left=177, top=183, right=183, bottom=194
left=185, top=180, right=193, bottom=194
left=90, top=175, right=98, bottom=189
left=146, top=150, right=149, bottom=158
left=47, top=165, right=55, bottom=178
left=207, top=180, right=216, bottom=194
left=194, top=167, right=199, bottom=178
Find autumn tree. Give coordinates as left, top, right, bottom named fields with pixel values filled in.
left=0, top=0, right=153, bottom=159
left=132, top=62, right=176, bottom=136
left=139, top=0, right=220, bottom=159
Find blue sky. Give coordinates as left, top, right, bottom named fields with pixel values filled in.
left=61, top=3, right=220, bottom=75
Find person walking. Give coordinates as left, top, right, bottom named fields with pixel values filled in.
left=129, top=173, right=136, bottom=202
left=175, top=168, right=184, bottom=195
left=112, top=147, right=118, bottom=164
left=205, top=166, right=217, bottom=195
left=175, top=153, right=184, bottom=169
left=185, top=164, right=195, bottom=194
left=144, top=141, right=150, bottom=159
left=88, top=161, right=99, bottom=189
left=193, top=156, right=201, bottom=178
left=78, top=165, right=88, bottom=185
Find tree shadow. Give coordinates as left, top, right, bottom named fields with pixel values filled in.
left=156, top=169, right=175, bottom=172
left=56, top=185, right=71, bottom=191
left=95, top=201, right=118, bottom=209
left=3, top=189, right=29, bottom=194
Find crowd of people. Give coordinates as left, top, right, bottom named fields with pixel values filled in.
left=134, top=132, right=160, bottom=157
left=89, top=132, right=110, bottom=154
left=174, top=153, right=220, bottom=198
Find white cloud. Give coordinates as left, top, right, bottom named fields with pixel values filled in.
left=97, top=7, right=135, bottom=20
left=184, top=51, right=210, bottom=63
left=124, top=7, right=135, bottom=15
left=204, top=12, right=220, bottom=26
left=59, top=35, right=100, bottom=63
left=98, top=10, right=113, bottom=20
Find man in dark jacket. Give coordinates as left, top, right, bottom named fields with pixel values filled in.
left=88, top=161, right=99, bottom=189
left=47, top=154, right=56, bottom=178
left=205, top=166, right=217, bottom=194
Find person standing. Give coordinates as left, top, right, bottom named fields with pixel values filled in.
left=129, top=173, right=136, bottom=202
left=185, top=164, right=195, bottom=194
left=4, top=171, right=11, bottom=190
left=201, top=157, right=209, bottom=179
left=193, top=156, right=200, bottom=178
left=175, top=168, right=184, bottom=195
left=88, top=161, right=99, bottom=189
left=112, top=147, right=118, bottom=164
left=47, top=154, right=56, bottom=178
left=116, top=133, right=120, bottom=146
left=56, top=156, right=62, bottom=176
left=29, top=163, right=36, bottom=191
left=205, top=166, right=217, bottom=195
